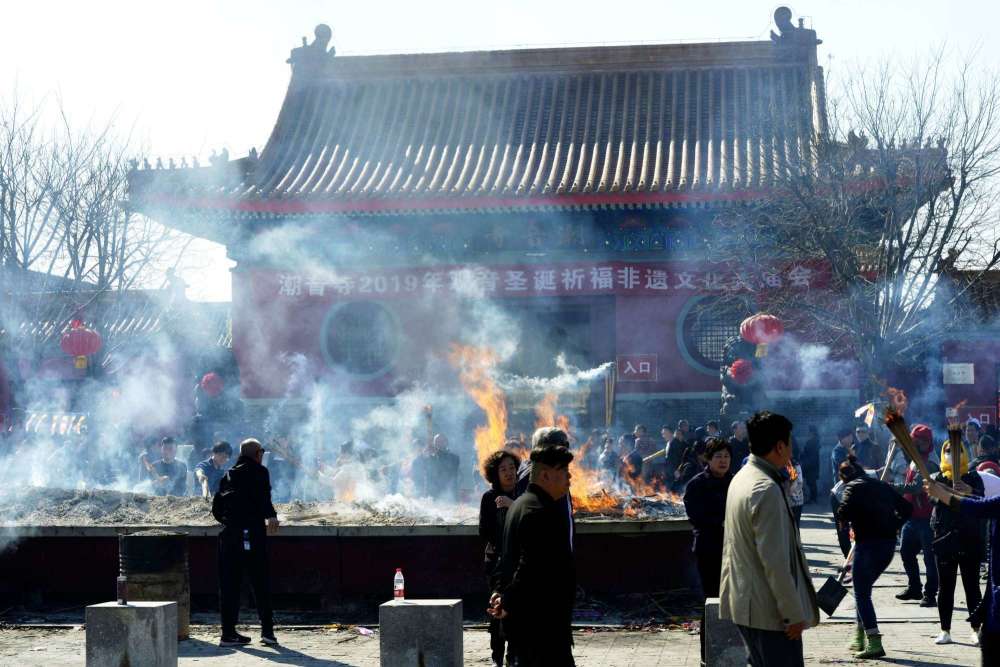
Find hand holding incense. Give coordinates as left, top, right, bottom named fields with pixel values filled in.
left=883, top=407, right=931, bottom=482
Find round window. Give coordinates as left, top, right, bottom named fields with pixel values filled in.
left=676, top=296, right=752, bottom=375
left=321, top=301, right=399, bottom=377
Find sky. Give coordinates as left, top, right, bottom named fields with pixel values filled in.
left=2, top=0, right=998, bottom=301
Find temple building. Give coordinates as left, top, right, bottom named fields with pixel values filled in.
left=129, top=9, right=861, bottom=430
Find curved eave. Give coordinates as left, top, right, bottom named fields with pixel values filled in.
left=137, top=188, right=768, bottom=220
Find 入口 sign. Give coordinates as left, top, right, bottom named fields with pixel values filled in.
left=617, top=355, right=658, bottom=382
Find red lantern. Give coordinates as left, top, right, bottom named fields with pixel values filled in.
left=60, top=319, right=102, bottom=369
left=740, top=313, right=784, bottom=357
left=728, top=359, right=754, bottom=384
left=200, top=372, right=224, bottom=398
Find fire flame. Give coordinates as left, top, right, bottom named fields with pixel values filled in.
left=451, top=343, right=681, bottom=515
left=885, top=387, right=908, bottom=417
left=534, top=393, right=558, bottom=430
left=448, top=344, right=508, bottom=467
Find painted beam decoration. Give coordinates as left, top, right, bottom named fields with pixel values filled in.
left=272, top=261, right=828, bottom=300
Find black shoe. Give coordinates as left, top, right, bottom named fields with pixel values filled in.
left=895, top=588, right=922, bottom=601
left=261, top=633, right=279, bottom=646
left=920, top=596, right=937, bottom=608
left=220, top=632, right=251, bottom=646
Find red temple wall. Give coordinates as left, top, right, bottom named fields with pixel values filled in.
left=232, top=259, right=856, bottom=402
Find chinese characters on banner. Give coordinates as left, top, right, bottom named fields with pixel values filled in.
left=274, top=261, right=828, bottom=299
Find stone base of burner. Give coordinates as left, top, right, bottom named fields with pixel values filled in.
left=85, top=601, right=177, bottom=667
left=704, top=597, right=747, bottom=666
left=379, top=598, right=462, bottom=667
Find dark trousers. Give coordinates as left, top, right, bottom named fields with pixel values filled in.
left=937, top=554, right=983, bottom=631
left=695, top=541, right=723, bottom=599
left=489, top=617, right=507, bottom=666
left=982, top=628, right=1000, bottom=666
left=510, top=641, right=574, bottom=667
left=219, top=525, right=273, bottom=635
left=901, top=518, right=938, bottom=596
left=485, top=574, right=508, bottom=666
left=507, top=624, right=574, bottom=667
left=736, top=625, right=804, bottom=667
left=853, top=538, right=896, bottom=631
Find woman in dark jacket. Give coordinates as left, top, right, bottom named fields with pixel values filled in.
left=682, top=437, right=732, bottom=665
left=682, top=437, right=732, bottom=598
left=836, top=456, right=913, bottom=659
left=478, top=449, right=520, bottom=667
left=929, top=440, right=985, bottom=646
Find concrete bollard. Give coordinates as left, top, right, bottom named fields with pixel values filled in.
left=379, top=599, right=462, bottom=667
left=703, top=598, right=748, bottom=667
left=86, top=601, right=177, bottom=667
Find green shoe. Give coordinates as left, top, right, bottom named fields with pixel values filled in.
left=855, top=633, right=886, bottom=659
left=848, top=625, right=866, bottom=652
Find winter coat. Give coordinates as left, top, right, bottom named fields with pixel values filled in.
left=836, top=475, right=912, bottom=542
left=719, top=455, right=819, bottom=631
left=930, top=469, right=985, bottom=559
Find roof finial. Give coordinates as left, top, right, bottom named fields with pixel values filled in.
left=770, top=7, right=821, bottom=50
left=287, top=24, right=336, bottom=74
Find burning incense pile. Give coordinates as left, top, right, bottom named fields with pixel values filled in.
left=449, top=344, right=683, bottom=516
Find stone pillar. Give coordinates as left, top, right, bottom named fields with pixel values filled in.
left=379, top=599, right=462, bottom=667
left=86, top=601, right=177, bottom=667
left=703, top=598, right=748, bottom=667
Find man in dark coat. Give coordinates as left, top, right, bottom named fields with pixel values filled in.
left=491, top=428, right=576, bottom=667
left=213, top=438, right=280, bottom=647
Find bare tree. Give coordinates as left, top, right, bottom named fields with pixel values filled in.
left=0, top=94, right=193, bottom=354
left=711, top=51, right=1000, bottom=399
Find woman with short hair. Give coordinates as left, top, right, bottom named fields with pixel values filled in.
left=683, top=437, right=733, bottom=598
left=478, top=449, right=521, bottom=667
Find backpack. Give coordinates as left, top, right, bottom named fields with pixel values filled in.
left=212, top=471, right=237, bottom=524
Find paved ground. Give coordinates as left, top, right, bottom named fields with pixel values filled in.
left=0, top=503, right=984, bottom=665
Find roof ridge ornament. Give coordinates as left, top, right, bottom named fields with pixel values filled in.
left=770, top=6, right=821, bottom=57
left=288, top=24, right=335, bottom=75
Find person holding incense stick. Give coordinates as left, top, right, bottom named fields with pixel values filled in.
left=925, top=476, right=1000, bottom=664
left=893, top=425, right=941, bottom=607
left=928, top=439, right=985, bottom=646
left=836, top=455, right=913, bottom=659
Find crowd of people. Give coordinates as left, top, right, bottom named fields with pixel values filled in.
left=0, top=423, right=472, bottom=504
left=476, top=412, right=1000, bottom=666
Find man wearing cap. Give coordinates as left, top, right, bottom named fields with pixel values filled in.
left=491, top=427, right=576, bottom=666
left=892, top=424, right=940, bottom=607
left=213, top=438, right=280, bottom=647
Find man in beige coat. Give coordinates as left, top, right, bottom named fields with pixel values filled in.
left=719, top=411, right=819, bottom=666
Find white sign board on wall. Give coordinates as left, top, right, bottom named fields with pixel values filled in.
left=943, top=363, right=975, bottom=385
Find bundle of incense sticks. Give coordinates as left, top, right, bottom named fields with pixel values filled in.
left=946, top=427, right=964, bottom=486
left=884, top=407, right=932, bottom=481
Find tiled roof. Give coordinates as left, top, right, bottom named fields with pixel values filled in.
left=130, top=37, right=828, bottom=218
